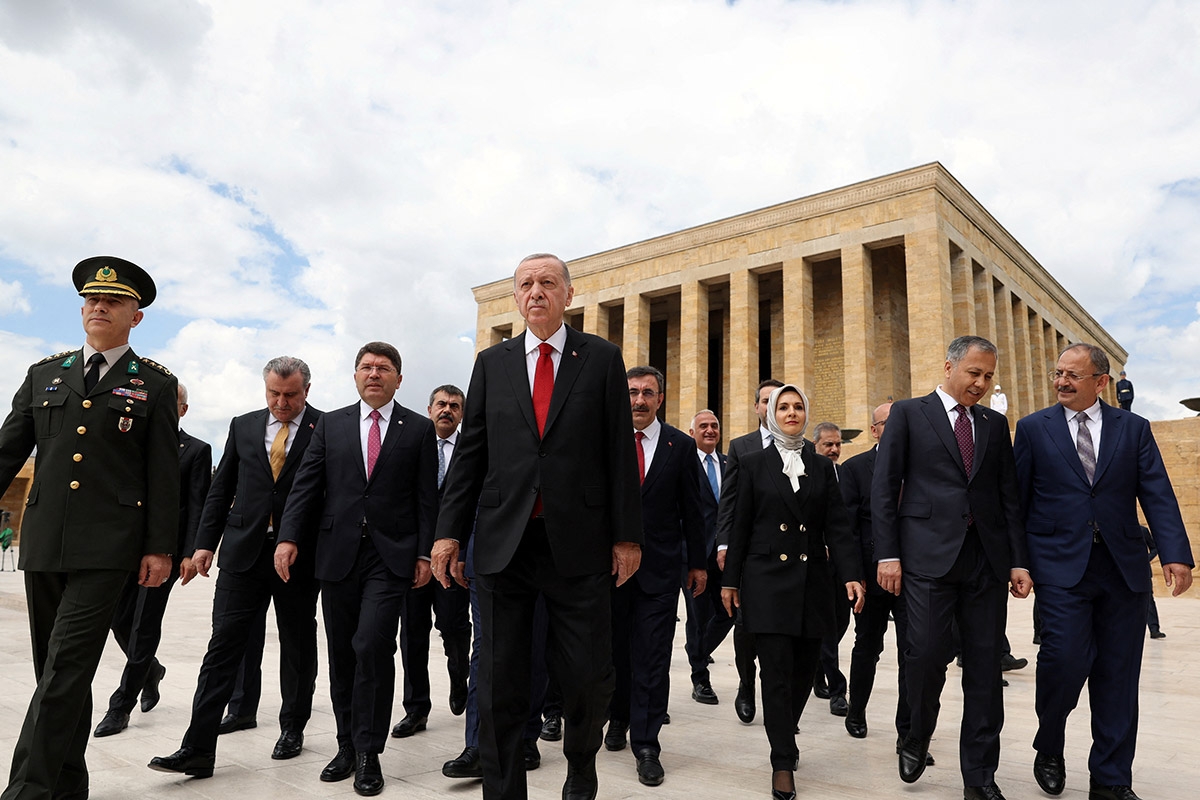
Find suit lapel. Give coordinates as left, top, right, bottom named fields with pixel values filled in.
left=920, top=393, right=966, bottom=475
left=369, top=401, right=406, bottom=485
left=1045, top=407, right=1090, bottom=486
left=641, top=426, right=671, bottom=493
left=765, top=446, right=810, bottom=521
left=278, top=407, right=318, bottom=482
left=1092, top=402, right=1121, bottom=484
left=502, top=338, right=540, bottom=438
left=92, top=349, right=134, bottom=398
left=543, top=327, right=587, bottom=437
left=970, top=405, right=991, bottom=481
left=252, top=409, right=274, bottom=476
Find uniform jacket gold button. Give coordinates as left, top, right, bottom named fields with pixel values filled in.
left=69, top=481, right=80, bottom=489
left=800, top=553, right=808, bottom=561
left=77, top=426, right=86, bottom=434
left=779, top=523, right=788, bottom=531
left=82, top=400, right=92, bottom=408
left=799, top=524, right=806, bottom=533
left=136, top=501, right=143, bottom=507
left=73, top=454, right=82, bottom=462
left=42, top=400, right=49, bottom=407
left=125, top=406, right=131, bottom=412
left=779, top=553, right=788, bottom=561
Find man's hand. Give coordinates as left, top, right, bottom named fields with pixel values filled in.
left=192, top=548, right=215, bottom=578
left=1009, top=568, right=1033, bottom=598
left=877, top=560, right=902, bottom=596
left=413, top=559, right=432, bottom=589
left=179, top=557, right=198, bottom=586
left=138, top=554, right=172, bottom=587
left=450, top=558, right=469, bottom=589
left=846, top=581, right=867, bottom=614
left=716, top=548, right=727, bottom=572
left=721, top=587, right=739, bottom=617
left=274, top=541, right=298, bottom=582
left=431, top=538, right=460, bottom=589
left=612, top=542, right=641, bottom=587
left=686, top=568, right=707, bottom=598
left=1163, top=562, right=1194, bottom=596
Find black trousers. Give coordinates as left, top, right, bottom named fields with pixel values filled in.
left=227, top=609, right=267, bottom=718
left=684, top=557, right=735, bottom=686
left=106, top=564, right=179, bottom=715
left=756, top=634, right=820, bottom=771
left=476, top=520, right=614, bottom=800
left=399, top=575, right=471, bottom=717
left=814, top=583, right=851, bottom=698
left=734, top=611, right=758, bottom=689
left=321, top=536, right=407, bottom=754
left=847, top=587, right=911, bottom=736
left=611, top=579, right=677, bottom=755
left=4, top=569, right=129, bottom=800
left=181, top=538, right=319, bottom=754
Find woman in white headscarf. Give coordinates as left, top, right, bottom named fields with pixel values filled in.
left=722, top=384, right=865, bottom=800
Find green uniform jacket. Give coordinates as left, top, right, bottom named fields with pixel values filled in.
left=0, top=347, right=180, bottom=571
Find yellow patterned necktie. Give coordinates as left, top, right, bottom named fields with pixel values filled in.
left=270, top=423, right=288, bottom=481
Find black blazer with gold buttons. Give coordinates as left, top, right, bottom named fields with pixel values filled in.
left=722, top=445, right=860, bottom=637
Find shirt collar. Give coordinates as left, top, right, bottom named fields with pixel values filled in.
left=635, top=417, right=662, bottom=441
left=81, top=342, right=131, bottom=368
left=935, top=386, right=973, bottom=413
left=524, top=323, right=568, bottom=357
left=1063, top=399, right=1102, bottom=423
left=361, top=399, right=392, bottom=423
left=440, top=429, right=458, bottom=446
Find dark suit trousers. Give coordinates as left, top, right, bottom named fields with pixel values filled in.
left=106, top=564, right=179, bottom=714
left=4, top=569, right=129, bottom=800
left=814, top=584, right=850, bottom=698
left=848, top=587, right=911, bottom=736
left=181, top=539, right=319, bottom=754
left=476, top=520, right=614, bottom=800
left=611, top=579, right=676, bottom=755
left=321, top=536, right=407, bottom=753
left=755, top=634, right=820, bottom=771
left=227, top=610, right=267, bottom=718
left=903, top=528, right=1007, bottom=786
left=1033, top=540, right=1148, bottom=785
left=684, top=557, right=736, bottom=686
left=399, top=578, right=471, bottom=717
left=734, top=610, right=758, bottom=689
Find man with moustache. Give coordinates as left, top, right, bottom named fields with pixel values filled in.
left=431, top=253, right=642, bottom=800
left=1015, top=344, right=1192, bottom=800
left=716, top=378, right=784, bottom=723
left=606, top=366, right=706, bottom=785
left=872, top=335, right=1032, bottom=800
left=810, top=421, right=850, bottom=718
left=1, top=257, right=177, bottom=800
left=392, top=384, right=471, bottom=738
left=275, top=342, right=438, bottom=797
left=150, top=356, right=322, bottom=778
left=94, top=383, right=212, bottom=737
left=683, top=409, right=734, bottom=701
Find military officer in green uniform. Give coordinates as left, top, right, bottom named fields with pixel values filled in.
left=0, top=256, right=179, bottom=800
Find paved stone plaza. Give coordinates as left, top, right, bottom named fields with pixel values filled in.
left=0, top=564, right=1196, bottom=799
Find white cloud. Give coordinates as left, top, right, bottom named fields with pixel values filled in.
left=0, top=280, right=31, bottom=315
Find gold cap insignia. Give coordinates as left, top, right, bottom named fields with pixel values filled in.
left=95, top=266, right=118, bottom=283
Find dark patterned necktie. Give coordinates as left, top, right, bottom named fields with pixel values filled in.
left=953, top=404, right=974, bottom=476
left=1075, top=412, right=1096, bottom=484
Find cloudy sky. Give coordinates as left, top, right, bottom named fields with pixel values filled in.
left=1, top=0, right=1197, bottom=454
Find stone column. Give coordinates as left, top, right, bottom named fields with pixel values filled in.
left=1011, top=297, right=1033, bottom=419
left=904, top=228, right=956, bottom=388
left=782, top=258, right=813, bottom=394
left=842, top=245, right=874, bottom=430
left=729, top=269, right=760, bottom=439
left=1030, top=313, right=1048, bottom=409
left=623, top=293, right=650, bottom=370
left=992, top=282, right=1016, bottom=422
left=678, top=281, right=710, bottom=427
left=582, top=303, right=610, bottom=339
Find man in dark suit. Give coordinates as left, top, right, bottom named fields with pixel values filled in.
left=841, top=401, right=933, bottom=769
left=431, top=253, right=643, bottom=800
left=149, top=356, right=322, bottom=777
left=0, top=257, right=178, bottom=800
left=1014, top=343, right=1193, bottom=800
left=715, top=378, right=783, bottom=723
left=94, top=383, right=212, bottom=737
left=810, top=421, right=851, bottom=717
left=872, top=335, right=1032, bottom=800
left=1115, top=370, right=1134, bottom=411
left=606, top=366, right=706, bottom=785
left=683, top=409, right=734, bottom=700
left=275, top=341, right=438, bottom=797
left=392, top=384, right=471, bottom=738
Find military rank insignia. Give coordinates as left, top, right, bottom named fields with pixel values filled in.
left=118, top=417, right=133, bottom=433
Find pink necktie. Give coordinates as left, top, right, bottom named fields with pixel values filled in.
left=367, top=409, right=382, bottom=478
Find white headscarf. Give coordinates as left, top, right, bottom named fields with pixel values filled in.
left=765, top=384, right=810, bottom=491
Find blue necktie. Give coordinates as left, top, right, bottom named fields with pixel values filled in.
left=705, top=453, right=719, bottom=500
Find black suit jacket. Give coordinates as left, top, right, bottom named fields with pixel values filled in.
left=196, top=406, right=322, bottom=573
left=724, top=446, right=861, bottom=636
left=278, top=400, right=438, bottom=583
left=177, top=428, right=212, bottom=559
left=714, top=429, right=767, bottom=552
left=838, top=446, right=879, bottom=591
left=437, top=325, right=642, bottom=577
left=871, top=392, right=1026, bottom=581
left=635, top=423, right=706, bottom=594
left=695, top=450, right=727, bottom=558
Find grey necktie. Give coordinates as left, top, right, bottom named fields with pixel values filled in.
left=437, top=438, right=448, bottom=489
left=1074, top=411, right=1096, bottom=484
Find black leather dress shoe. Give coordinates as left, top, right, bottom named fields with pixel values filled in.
left=1149, top=629, right=1166, bottom=639
left=140, top=663, right=166, bottom=713
left=829, top=695, right=848, bottom=717
left=844, top=710, right=867, bottom=738
left=390, top=713, right=427, bottom=738
left=635, top=750, right=664, bottom=786
left=896, top=736, right=934, bottom=766
left=1000, top=653, right=1028, bottom=671
left=964, top=781, right=1007, bottom=799
left=442, top=746, right=482, bottom=778
left=354, top=752, right=384, bottom=797
left=604, top=719, right=628, bottom=751
left=735, top=682, right=756, bottom=723
left=449, top=677, right=468, bottom=715
left=147, top=747, right=215, bottom=779
left=812, top=676, right=831, bottom=700
left=897, top=737, right=931, bottom=783
left=272, top=730, right=304, bottom=760
left=1033, top=752, right=1065, bottom=795
left=662, top=711, right=670, bottom=724
left=217, top=713, right=257, bottom=734
left=563, top=759, right=599, bottom=800
left=691, top=682, right=719, bottom=704
left=524, top=738, right=541, bottom=770
left=540, top=714, right=563, bottom=741
left=93, top=710, right=129, bottom=738
left=1088, top=779, right=1143, bottom=800
left=320, top=745, right=356, bottom=782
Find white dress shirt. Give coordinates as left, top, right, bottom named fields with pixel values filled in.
left=634, top=417, right=662, bottom=474
left=697, top=449, right=721, bottom=493
left=524, top=324, right=568, bottom=392
left=1064, top=399, right=1103, bottom=459
left=265, top=415, right=295, bottom=457
left=359, top=399, right=393, bottom=474
left=935, top=386, right=976, bottom=444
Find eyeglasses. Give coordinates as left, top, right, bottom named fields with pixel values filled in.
left=357, top=364, right=396, bottom=375
left=871, top=418, right=888, bottom=427
left=629, top=388, right=661, bottom=399
left=1050, top=370, right=1103, bottom=383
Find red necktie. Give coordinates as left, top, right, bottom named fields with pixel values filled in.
left=533, top=343, right=554, bottom=436
left=635, top=430, right=646, bottom=484
left=367, top=409, right=382, bottom=479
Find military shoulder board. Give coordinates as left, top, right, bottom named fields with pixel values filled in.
left=36, top=350, right=75, bottom=366
left=139, top=358, right=173, bottom=376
